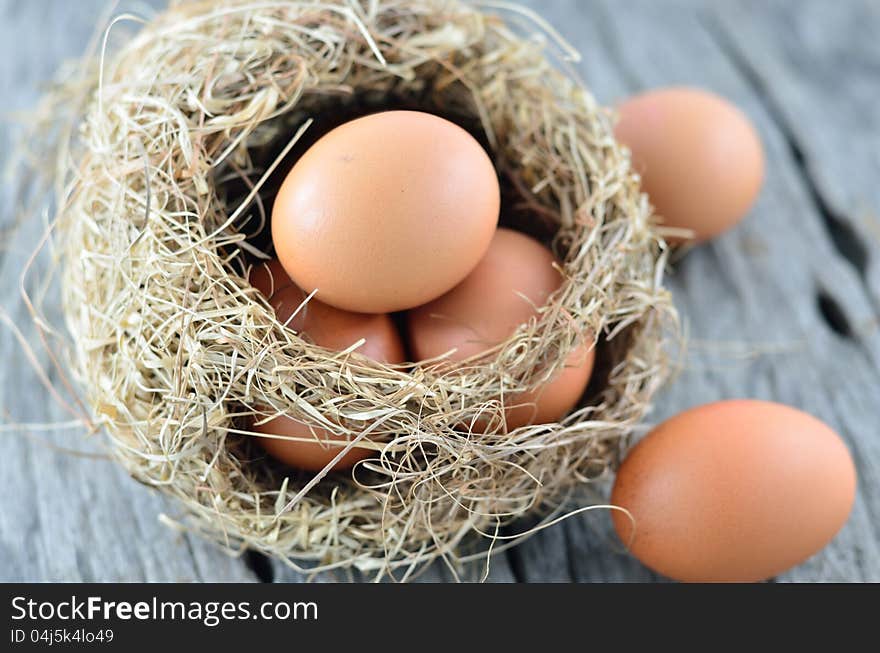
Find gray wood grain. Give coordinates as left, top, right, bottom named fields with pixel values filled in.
left=1, top=0, right=878, bottom=582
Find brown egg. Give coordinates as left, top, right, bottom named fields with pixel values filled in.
left=506, top=345, right=595, bottom=428
left=253, top=284, right=406, bottom=472
left=272, top=110, right=500, bottom=313
left=615, top=87, right=764, bottom=242
left=248, top=259, right=294, bottom=299
left=611, top=400, right=857, bottom=582
left=407, top=228, right=595, bottom=430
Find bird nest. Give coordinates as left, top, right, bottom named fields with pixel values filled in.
left=29, top=0, right=677, bottom=580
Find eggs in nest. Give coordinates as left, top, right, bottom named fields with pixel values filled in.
left=259, top=110, right=596, bottom=474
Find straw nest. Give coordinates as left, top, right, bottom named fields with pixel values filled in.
left=40, top=0, right=677, bottom=579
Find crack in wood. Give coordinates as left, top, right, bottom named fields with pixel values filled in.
left=503, top=545, right=527, bottom=583
left=243, top=548, right=275, bottom=583
left=499, top=521, right=528, bottom=582
left=817, top=289, right=854, bottom=338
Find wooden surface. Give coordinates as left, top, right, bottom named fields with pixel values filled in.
left=1, top=0, right=878, bottom=582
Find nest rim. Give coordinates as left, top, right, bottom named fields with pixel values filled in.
left=41, top=0, right=678, bottom=580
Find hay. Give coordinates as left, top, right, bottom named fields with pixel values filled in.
left=26, top=0, right=677, bottom=580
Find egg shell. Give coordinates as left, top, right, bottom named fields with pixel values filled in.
left=407, top=228, right=594, bottom=430
left=272, top=110, right=500, bottom=313
left=253, top=284, right=406, bottom=472
left=505, top=345, right=595, bottom=428
left=611, top=400, right=857, bottom=582
left=249, top=259, right=294, bottom=299
left=615, top=87, right=764, bottom=242
left=269, top=285, right=406, bottom=361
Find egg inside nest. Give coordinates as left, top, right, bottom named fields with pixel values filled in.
left=217, top=95, right=616, bottom=477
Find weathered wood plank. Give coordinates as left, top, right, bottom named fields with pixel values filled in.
left=1, top=0, right=878, bottom=583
